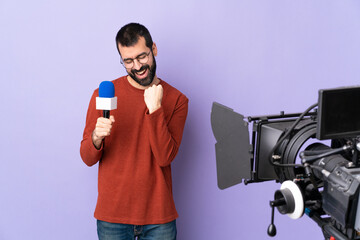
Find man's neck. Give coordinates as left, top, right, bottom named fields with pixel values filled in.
left=127, top=75, right=160, bottom=90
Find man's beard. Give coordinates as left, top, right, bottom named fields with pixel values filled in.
left=128, top=57, right=157, bottom=86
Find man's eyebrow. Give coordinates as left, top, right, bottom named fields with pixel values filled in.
left=123, top=52, right=147, bottom=61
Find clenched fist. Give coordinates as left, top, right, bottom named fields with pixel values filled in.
left=144, top=84, right=163, bottom=114
left=92, top=115, right=115, bottom=149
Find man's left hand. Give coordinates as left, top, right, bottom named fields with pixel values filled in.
left=144, top=84, right=163, bottom=114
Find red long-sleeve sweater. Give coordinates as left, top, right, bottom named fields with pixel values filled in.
left=80, top=76, right=188, bottom=225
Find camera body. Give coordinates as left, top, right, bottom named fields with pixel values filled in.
left=211, top=86, right=360, bottom=240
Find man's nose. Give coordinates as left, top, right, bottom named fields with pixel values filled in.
left=133, top=59, right=142, bottom=70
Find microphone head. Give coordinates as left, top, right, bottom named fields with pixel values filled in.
left=99, top=81, right=115, bottom=98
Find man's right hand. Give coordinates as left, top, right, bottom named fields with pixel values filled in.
left=92, top=115, right=115, bottom=149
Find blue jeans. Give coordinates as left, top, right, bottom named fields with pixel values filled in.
left=97, top=220, right=177, bottom=240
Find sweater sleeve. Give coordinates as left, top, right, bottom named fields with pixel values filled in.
left=80, top=90, right=103, bottom=166
left=145, top=94, right=189, bottom=167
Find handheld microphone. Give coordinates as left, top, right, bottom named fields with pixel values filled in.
left=96, top=81, right=117, bottom=118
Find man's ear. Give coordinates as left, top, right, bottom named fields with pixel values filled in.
left=152, top=43, right=158, bottom=57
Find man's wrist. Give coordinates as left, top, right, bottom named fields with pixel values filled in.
left=149, top=104, right=161, bottom=114
left=92, top=131, right=103, bottom=149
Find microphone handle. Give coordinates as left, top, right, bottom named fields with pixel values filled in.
left=103, top=110, right=110, bottom=118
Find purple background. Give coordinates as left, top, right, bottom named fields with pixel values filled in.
left=1, top=1, right=360, bottom=239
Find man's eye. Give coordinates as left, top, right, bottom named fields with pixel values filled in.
left=124, top=60, right=133, bottom=64
left=137, top=54, right=147, bottom=59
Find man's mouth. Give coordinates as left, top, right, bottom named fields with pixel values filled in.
left=135, top=68, right=148, bottom=79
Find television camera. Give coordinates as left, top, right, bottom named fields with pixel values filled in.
left=211, top=86, right=360, bottom=240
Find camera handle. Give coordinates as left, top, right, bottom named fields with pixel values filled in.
left=267, top=181, right=305, bottom=237
left=267, top=202, right=278, bottom=237
left=267, top=192, right=295, bottom=237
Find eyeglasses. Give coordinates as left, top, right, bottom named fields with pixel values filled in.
left=120, top=51, right=152, bottom=69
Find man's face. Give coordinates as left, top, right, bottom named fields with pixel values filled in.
left=118, top=37, right=157, bottom=86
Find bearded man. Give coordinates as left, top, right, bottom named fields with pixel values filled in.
left=80, top=23, right=188, bottom=240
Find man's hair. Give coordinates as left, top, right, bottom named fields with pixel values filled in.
left=115, top=23, right=153, bottom=54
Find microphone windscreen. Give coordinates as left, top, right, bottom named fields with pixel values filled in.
left=99, top=81, right=115, bottom=98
